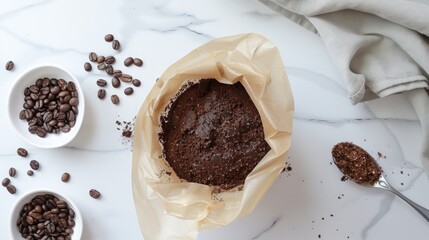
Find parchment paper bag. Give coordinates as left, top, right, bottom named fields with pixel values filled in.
left=132, top=33, right=294, bottom=239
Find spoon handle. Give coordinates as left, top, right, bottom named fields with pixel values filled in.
left=387, top=185, right=429, bottom=222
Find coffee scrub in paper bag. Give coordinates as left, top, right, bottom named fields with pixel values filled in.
left=132, top=33, right=294, bottom=239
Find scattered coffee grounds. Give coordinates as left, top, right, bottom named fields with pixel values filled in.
left=61, top=172, right=71, bottom=182
left=19, top=78, right=79, bottom=138
left=17, top=147, right=28, bottom=157
left=6, top=60, right=14, bottom=71
left=16, top=194, right=76, bottom=239
left=122, top=130, right=132, bottom=138
left=332, top=142, right=382, bottom=185
left=159, top=79, right=270, bottom=189
left=89, top=189, right=101, bottom=199
left=116, top=119, right=135, bottom=141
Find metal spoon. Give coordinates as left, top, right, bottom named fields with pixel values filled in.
left=332, top=142, right=429, bottom=222
left=372, top=174, right=429, bottom=221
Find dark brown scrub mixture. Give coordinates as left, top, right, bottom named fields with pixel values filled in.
left=159, top=79, right=270, bottom=189
left=332, top=142, right=382, bottom=185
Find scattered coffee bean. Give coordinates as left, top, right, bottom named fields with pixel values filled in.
left=105, top=33, right=114, bottom=42
left=112, top=70, right=122, bottom=77
left=111, top=77, right=121, bottom=88
left=5, top=60, right=14, bottom=71
left=17, top=148, right=28, bottom=157
left=120, top=74, right=132, bottom=83
left=89, top=52, right=97, bottom=62
left=16, top=194, right=76, bottom=239
left=105, top=56, right=115, bottom=64
left=97, top=89, right=106, bottom=99
left=96, top=79, right=107, bottom=87
left=97, top=55, right=105, bottom=63
left=111, top=95, right=120, bottom=105
left=132, top=79, right=141, bottom=87
left=133, top=58, right=143, bottom=67
left=112, top=40, right=120, bottom=50
left=27, top=170, right=34, bottom=176
left=89, top=189, right=101, bottom=199
left=124, top=87, right=134, bottom=95
left=7, top=184, right=16, bottom=194
left=106, top=64, right=114, bottom=75
left=9, top=167, right=17, bottom=177
left=84, top=62, right=92, bottom=71
left=2, top=178, right=10, bottom=187
left=61, top=172, right=70, bottom=182
left=124, top=57, right=134, bottom=66
left=30, top=160, right=40, bottom=170
left=97, top=63, right=106, bottom=71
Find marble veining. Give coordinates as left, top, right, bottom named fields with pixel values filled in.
left=1, top=0, right=428, bottom=239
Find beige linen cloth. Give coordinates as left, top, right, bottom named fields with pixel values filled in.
left=260, top=0, right=429, bottom=172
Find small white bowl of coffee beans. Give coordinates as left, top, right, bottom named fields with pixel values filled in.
left=7, top=64, right=85, bottom=148
left=10, top=189, right=83, bottom=240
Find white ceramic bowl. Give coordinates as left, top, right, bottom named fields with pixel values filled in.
left=10, top=189, right=83, bottom=240
left=7, top=64, right=85, bottom=148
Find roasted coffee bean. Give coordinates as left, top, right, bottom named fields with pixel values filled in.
left=97, top=55, right=105, bottom=63
left=2, top=178, right=10, bottom=187
left=60, top=125, right=71, bottom=133
left=50, top=85, right=61, bottom=95
left=112, top=39, right=120, bottom=50
left=105, top=56, right=115, bottom=64
left=120, top=74, right=132, bottom=83
left=30, top=85, right=40, bottom=93
left=111, top=77, right=121, bottom=88
left=89, top=189, right=101, bottom=199
left=72, top=106, right=78, bottom=114
left=89, top=52, right=97, bottom=62
left=112, top=70, right=122, bottom=77
left=37, top=128, right=47, bottom=138
left=124, top=87, right=134, bottom=95
left=84, top=62, right=92, bottom=71
left=5, top=60, right=14, bottom=71
left=67, top=82, right=76, bottom=92
left=58, top=79, right=67, bottom=90
left=69, top=97, right=79, bottom=106
left=111, top=95, right=120, bottom=105
left=97, top=89, right=106, bottom=99
left=19, top=110, right=26, bottom=120
left=96, top=79, right=107, bottom=87
left=105, top=33, right=114, bottom=42
left=7, top=184, right=16, bottom=194
left=97, top=63, right=106, bottom=71
left=27, top=170, right=34, bottom=176
left=105, top=64, right=114, bottom=75
left=28, top=125, right=39, bottom=134
left=133, top=58, right=143, bottom=67
left=61, top=173, right=70, bottom=182
left=132, top=79, right=141, bottom=87
left=30, top=160, right=40, bottom=170
left=17, top=148, right=28, bottom=157
left=9, top=167, right=17, bottom=177
left=124, top=57, right=134, bottom=66
left=59, top=104, right=71, bottom=112
left=43, top=112, right=53, bottom=123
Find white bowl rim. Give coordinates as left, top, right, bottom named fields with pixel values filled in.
left=9, top=188, right=83, bottom=240
left=7, top=63, right=85, bottom=148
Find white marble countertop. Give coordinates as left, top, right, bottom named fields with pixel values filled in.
left=1, top=0, right=428, bottom=239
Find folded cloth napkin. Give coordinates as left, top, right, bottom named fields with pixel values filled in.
left=260, top=0, right=429, bottom=172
